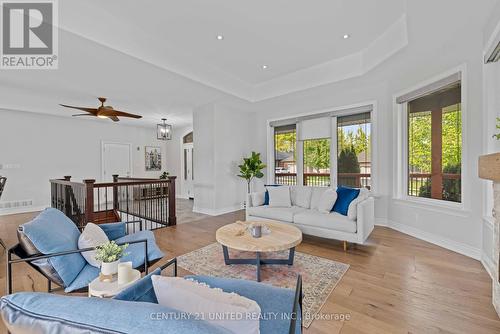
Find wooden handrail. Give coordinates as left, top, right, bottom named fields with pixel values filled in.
left=93, top=179, right=171, bottom=188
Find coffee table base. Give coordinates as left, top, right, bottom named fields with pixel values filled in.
left=222, top=245, right=295, bottom=282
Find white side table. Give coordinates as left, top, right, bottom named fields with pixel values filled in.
left=88, top=269, right=141, bottom=298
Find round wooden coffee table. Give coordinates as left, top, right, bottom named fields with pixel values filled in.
left=216, top=220, right=302, bottom=282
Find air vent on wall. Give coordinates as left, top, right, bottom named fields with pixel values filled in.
left=0, top=200, right=33, bottom=209
left=485, top=40, right=500, bottom=63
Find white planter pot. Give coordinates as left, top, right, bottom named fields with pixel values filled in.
left=101, top=260, right=120, bottom=276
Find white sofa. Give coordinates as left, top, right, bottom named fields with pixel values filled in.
left=246, top=186, right=375, bottom=246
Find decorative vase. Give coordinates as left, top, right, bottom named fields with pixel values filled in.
left=101, top=260, right=120, bottom=276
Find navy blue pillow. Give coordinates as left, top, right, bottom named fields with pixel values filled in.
left=264, top=184, right=282, bottom=205
left=332, top=186, right=360, bottom=216
left=113, top=268, right=160, bottom=303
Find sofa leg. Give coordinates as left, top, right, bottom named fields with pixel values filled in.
left=343, top=241, right=347, bottom=252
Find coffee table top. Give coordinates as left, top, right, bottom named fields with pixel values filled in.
left=216, top=220, right=302, bottom=252
left=88, top=269, right=141, bottom=298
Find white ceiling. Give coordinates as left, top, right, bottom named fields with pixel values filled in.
left=86, top=0, right=405, bottom=84
left=56, top=0, right=408, bottom=101
left=0, top=0, right=497, bottom=127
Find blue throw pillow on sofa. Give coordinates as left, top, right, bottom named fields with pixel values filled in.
left=264, top=184, right=282, bottom=205
left=332, top=186, right=360, bottom=216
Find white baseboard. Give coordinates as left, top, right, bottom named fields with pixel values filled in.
left=193, top=205, right=242, bottom=216
left=379, top=218, right=481, bottom=260
left=0, top=205, right=47, bottom=216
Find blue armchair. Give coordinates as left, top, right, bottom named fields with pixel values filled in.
left=7, top=208, right=164, bottom=294
left=0, top=259, right=302, bottom=334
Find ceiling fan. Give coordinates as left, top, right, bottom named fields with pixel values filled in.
left=59, top=97, right=142, bottom=122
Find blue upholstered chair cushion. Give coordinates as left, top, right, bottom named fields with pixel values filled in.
left=115, top=230, right=164, bottom=267
left=113, top=268, right=161, bottom=303
left=64, top=264, right=100, bottom=292
left=17, top=208, right=86, bottom=287
left=186, top=275, right=301, bottom=334
left=332, top=186, right=360, bottom=216
left=64, top=231, right=163, bottom=292
left=0, top=293, right=230, bottom=334
left=99, top=222, right=127, bottom=240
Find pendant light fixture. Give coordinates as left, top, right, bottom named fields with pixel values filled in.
left=157, top=118, right=172, bottom=140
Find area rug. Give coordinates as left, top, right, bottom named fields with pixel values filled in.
left=177, top=242, right=349, bottom=328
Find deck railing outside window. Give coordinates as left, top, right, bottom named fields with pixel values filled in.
left=274, top=172, right=371, bottom=188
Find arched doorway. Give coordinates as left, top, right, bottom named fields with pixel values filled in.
left=182, top=132, right=194, bottom=199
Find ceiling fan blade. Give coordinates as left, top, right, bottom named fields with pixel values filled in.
left=60, top=104, right=98, bottom=115
left=109, top=116, right=120, bottom=122
left=72, top=113, right=94, bottom=117
left=99, top=109, right=142, bottom=119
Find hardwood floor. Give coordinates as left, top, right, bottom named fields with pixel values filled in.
left=1, top=210, right=499, bottom=333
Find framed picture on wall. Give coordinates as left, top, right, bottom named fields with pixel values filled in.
left=145, top=146, right=162, bottom=171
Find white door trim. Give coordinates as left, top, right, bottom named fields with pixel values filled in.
left=179, top=128, right=194, bottom=199
left=101, top=141, right=133, bottom=181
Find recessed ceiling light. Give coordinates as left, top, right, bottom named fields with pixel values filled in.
left=216, top=35, right=224, bottom=40
left=343, top=34, right=350, bottom=39
left=262, top=65, right=268, bottom=69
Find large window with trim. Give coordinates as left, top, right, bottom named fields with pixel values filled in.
left=303, top=138, right=331, bottom=186
left=274, top=124, right=297, bottom=185
left=337, top=112, right=371, bottom=189
left=406, top=82, right=462, bottom=203
left=270, top=105, right=372, bottom=189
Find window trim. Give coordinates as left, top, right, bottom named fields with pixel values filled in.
left=393, top=64, right=468, bottom=211
left=266, top=100, right=377, bottom=193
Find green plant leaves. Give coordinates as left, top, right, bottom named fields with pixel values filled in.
left=94, top=241, right=129, bottom=263
left=238, top=151, right=266, bottom=182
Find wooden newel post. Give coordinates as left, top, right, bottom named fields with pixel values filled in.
left=83, top=179, right=95, bottom=224
left=63, top=176, right=72, bottom=217
left=112, top=174, right=119, bottom=211
left=167, top=176, right=177, bottom=226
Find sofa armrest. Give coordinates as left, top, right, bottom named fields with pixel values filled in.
left=357, top=197, right=375, bottom=243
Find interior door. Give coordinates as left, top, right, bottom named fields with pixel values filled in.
left=102, top=142, right=132, bottom=181
left=183, top=143, right=194, bottom=199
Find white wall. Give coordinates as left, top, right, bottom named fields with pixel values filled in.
left=0, top=109, right=167, bottom=214
left=192, top=104, right=216, bottom=213
left=246, top=0, right=494, bottom=259
left=192, top=103, right=255, bottom=215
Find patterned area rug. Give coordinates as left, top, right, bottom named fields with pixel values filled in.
left=177, top=242, right=349, bottom=328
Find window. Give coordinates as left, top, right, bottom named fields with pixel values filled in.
left=269, top=105, right=373, bottom=189
left=337, top=112, right=371, bottom=189
left=274, top=124, right=297, bottom=185
left=303, top=138, right=330, bottom=186
left=407, top=83, right=461, bottom=203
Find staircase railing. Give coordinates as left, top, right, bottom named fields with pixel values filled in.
left=50, top=175, right=176, bottom=230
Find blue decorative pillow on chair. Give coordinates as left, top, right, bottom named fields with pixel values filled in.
left=264, top=184, right=282, bottom=205
left=332, top=186, right=360, bottom=216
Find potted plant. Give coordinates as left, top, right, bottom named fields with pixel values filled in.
left=238, top=151, right=266, bottom=193
left=95, top=241, right=129, bottom=276
left=159, top=171, right=169, bottom=179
